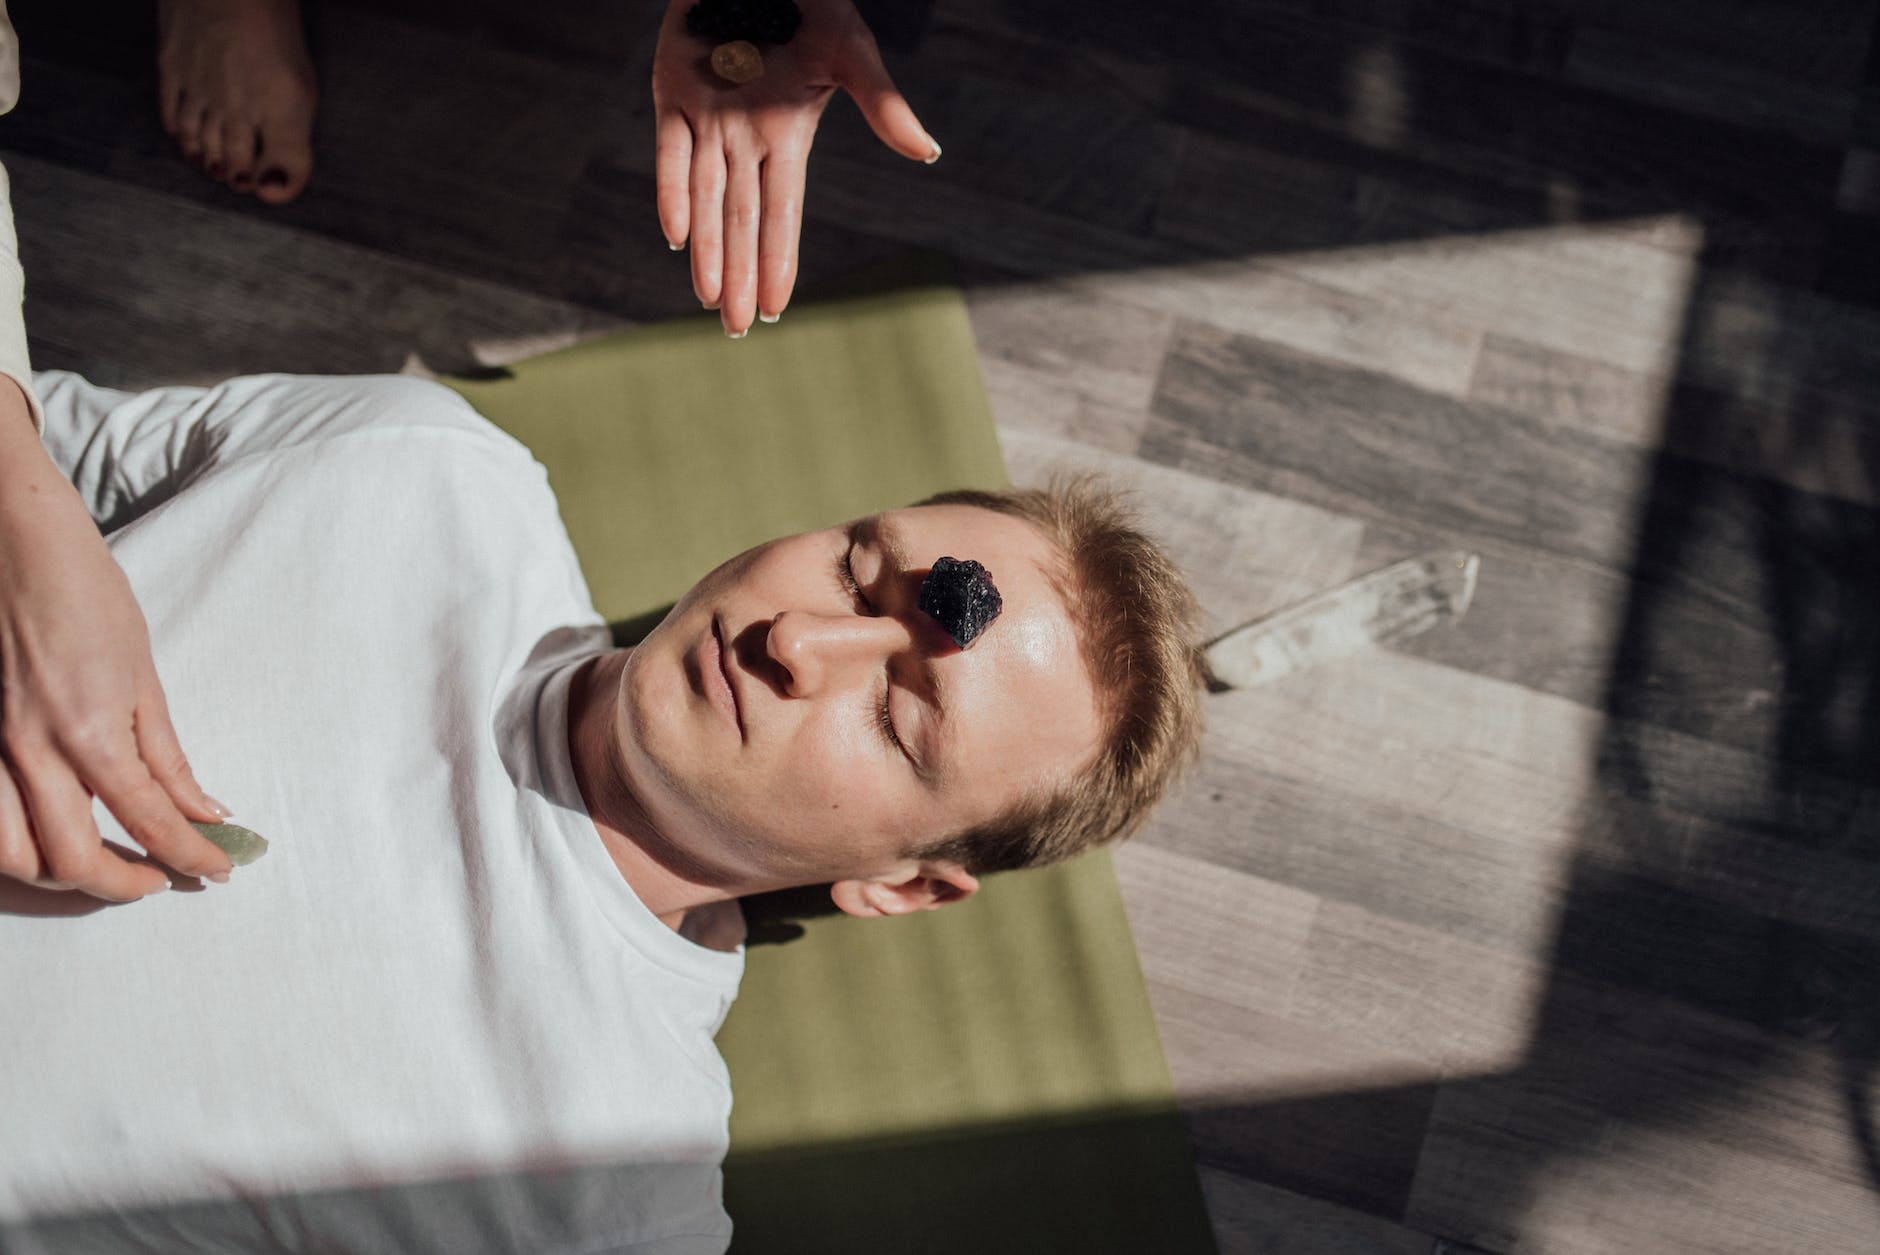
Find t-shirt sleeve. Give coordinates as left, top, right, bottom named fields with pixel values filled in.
left=40, top=372, right=526, bottom=534
left=0, top=3, right=46, bottom=433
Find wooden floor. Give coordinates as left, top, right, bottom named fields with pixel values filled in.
left=8, top=1, right=1880, bottom=1250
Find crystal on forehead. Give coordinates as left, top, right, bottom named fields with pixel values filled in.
left=918, top=556, right=1003, bottom=649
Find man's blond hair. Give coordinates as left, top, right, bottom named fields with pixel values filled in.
left=910, top=477, right=1206, bottom=873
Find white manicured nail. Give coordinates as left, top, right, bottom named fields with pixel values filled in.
left=759, top=311, right=780, bottom=324
left=924, top=142, right=942, bottom=165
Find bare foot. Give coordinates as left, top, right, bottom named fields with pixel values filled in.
left=157, top=0, right=317, bottom=204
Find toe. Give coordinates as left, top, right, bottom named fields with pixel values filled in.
left=223, top=118, right=259, bottom=188
left=198, top=111, right=227, bottom=180
left=251, top=74, right=317, bottom=205
left=175, top=99, right=207, bottom=166
left=159, top=77, right=184, bottom=138
left=251, top=111, right=313, bottom=204
left=254, top=146, right=312, bottom=205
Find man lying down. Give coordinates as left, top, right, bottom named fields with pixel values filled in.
left=0, top=370, right=1206, bottom=1252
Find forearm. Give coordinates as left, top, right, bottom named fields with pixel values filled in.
left=0, top=374, right=102, bottom=557
left=0, top=373, right=62, bottom=506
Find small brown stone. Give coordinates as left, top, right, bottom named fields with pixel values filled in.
left=710, top=40, right=764, bottom=85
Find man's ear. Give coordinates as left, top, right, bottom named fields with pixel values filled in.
left=828, top=863, right=980, bottom=918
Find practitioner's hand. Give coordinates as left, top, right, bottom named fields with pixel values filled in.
left=653, top=0, right=940, bottom=336
left=0, top=383, right=234, bottom=900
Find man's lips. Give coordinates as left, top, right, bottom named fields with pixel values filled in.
left=707, top=614, right=744, bottom=740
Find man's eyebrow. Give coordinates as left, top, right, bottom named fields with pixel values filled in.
left=854, top=513, right=911, bottom=572
left=854, top=514, right=953, bottom=787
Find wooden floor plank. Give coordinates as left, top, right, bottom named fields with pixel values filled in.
left=964, top=271, right=1176, bottom=454
left=1467, top=333, right=1880, bottom=508
left=1291, top=898, right=1551, bottom=1079
left=1197, top=1167, right=1434, bottom=1255
left=1153, top=976, right=1442, bottom=1222
left=1027, top=256, right=1486, bottom=399
left=1411, top=979, right=1880, bottom=1255
left=1114, top=843, right=1318, bottom=1026
left=1143, top=318, right=1880, bottom=757
left=1564, top=24, right=1862, bottom=146
left=6, top=154, right=625, bottom=386
left=1142, top=319, right=1653, bottom=570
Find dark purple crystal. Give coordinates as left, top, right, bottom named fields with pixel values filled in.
left=685, top=0, right=802, bottom=45
left=918, top=556, right=1002, bottom=649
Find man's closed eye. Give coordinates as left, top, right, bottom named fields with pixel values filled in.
left=836, top=542, right=912, bottom=758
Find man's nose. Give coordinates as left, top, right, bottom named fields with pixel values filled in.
left=765, top=611, right=911, bottom=697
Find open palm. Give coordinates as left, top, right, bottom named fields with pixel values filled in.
left=652, top=0, right=939, bottom=336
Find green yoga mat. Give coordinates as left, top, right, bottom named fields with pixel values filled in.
left=443, top=257, right=1217, bottom=1255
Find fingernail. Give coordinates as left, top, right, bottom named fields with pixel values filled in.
left=702, top=300, right=720, bottom=312
left=669, top=239, right=685, bottom=252
left=759, top=311, right=780, bottom=324
left=205, top=795, right=233, bottom=820
left=925, top=142, right=942, bottom=165
left=207, top=869, right=231, bottom=885
left=727, top=329, right=748, bottom=340
left=144, top=881, right=171, bottom=897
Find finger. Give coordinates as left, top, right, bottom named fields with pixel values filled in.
left=655, top=108, right=695, bottom=250
left=757, top=149, right=807, bottom=321
left=0, top=760, right=46, bottom=886
left=837, top=37, right=940, bottom=163
left=689, top=138, right=729, bottom=310
left=87, top=738, right=232, bottom=885
left=14, top=749, right=168, bottom=901
left=720, top=147, right=761, bottom=335
left=133, top=666, right=233, bottom=832
left=108, top=671, right=235, bottom=881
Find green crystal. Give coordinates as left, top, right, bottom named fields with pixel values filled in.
left=190, top=820, right=270, bottom=866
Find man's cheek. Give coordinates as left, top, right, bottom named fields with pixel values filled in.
left=790, top=723, right=884, bottom=808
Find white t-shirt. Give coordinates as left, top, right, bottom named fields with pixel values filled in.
left=0, top=372, right=745, bottom=1255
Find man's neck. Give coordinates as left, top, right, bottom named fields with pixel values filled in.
left=565, top=651, right=753, bottom=936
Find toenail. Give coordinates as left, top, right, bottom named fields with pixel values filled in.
left=209, top=162, right=226, bottom=178
left=260, top=168, right=288, bottom=186
left=233, top=173, right=253, bottom=190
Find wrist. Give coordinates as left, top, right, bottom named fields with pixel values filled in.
left=0, top=372, right=32, bottom=434
left=0, top=397, right=81, bottom=523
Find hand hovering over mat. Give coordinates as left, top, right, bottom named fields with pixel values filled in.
left=0, top=381, right=234, bottom=900
left=653, top=0, right=941, bottom=338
